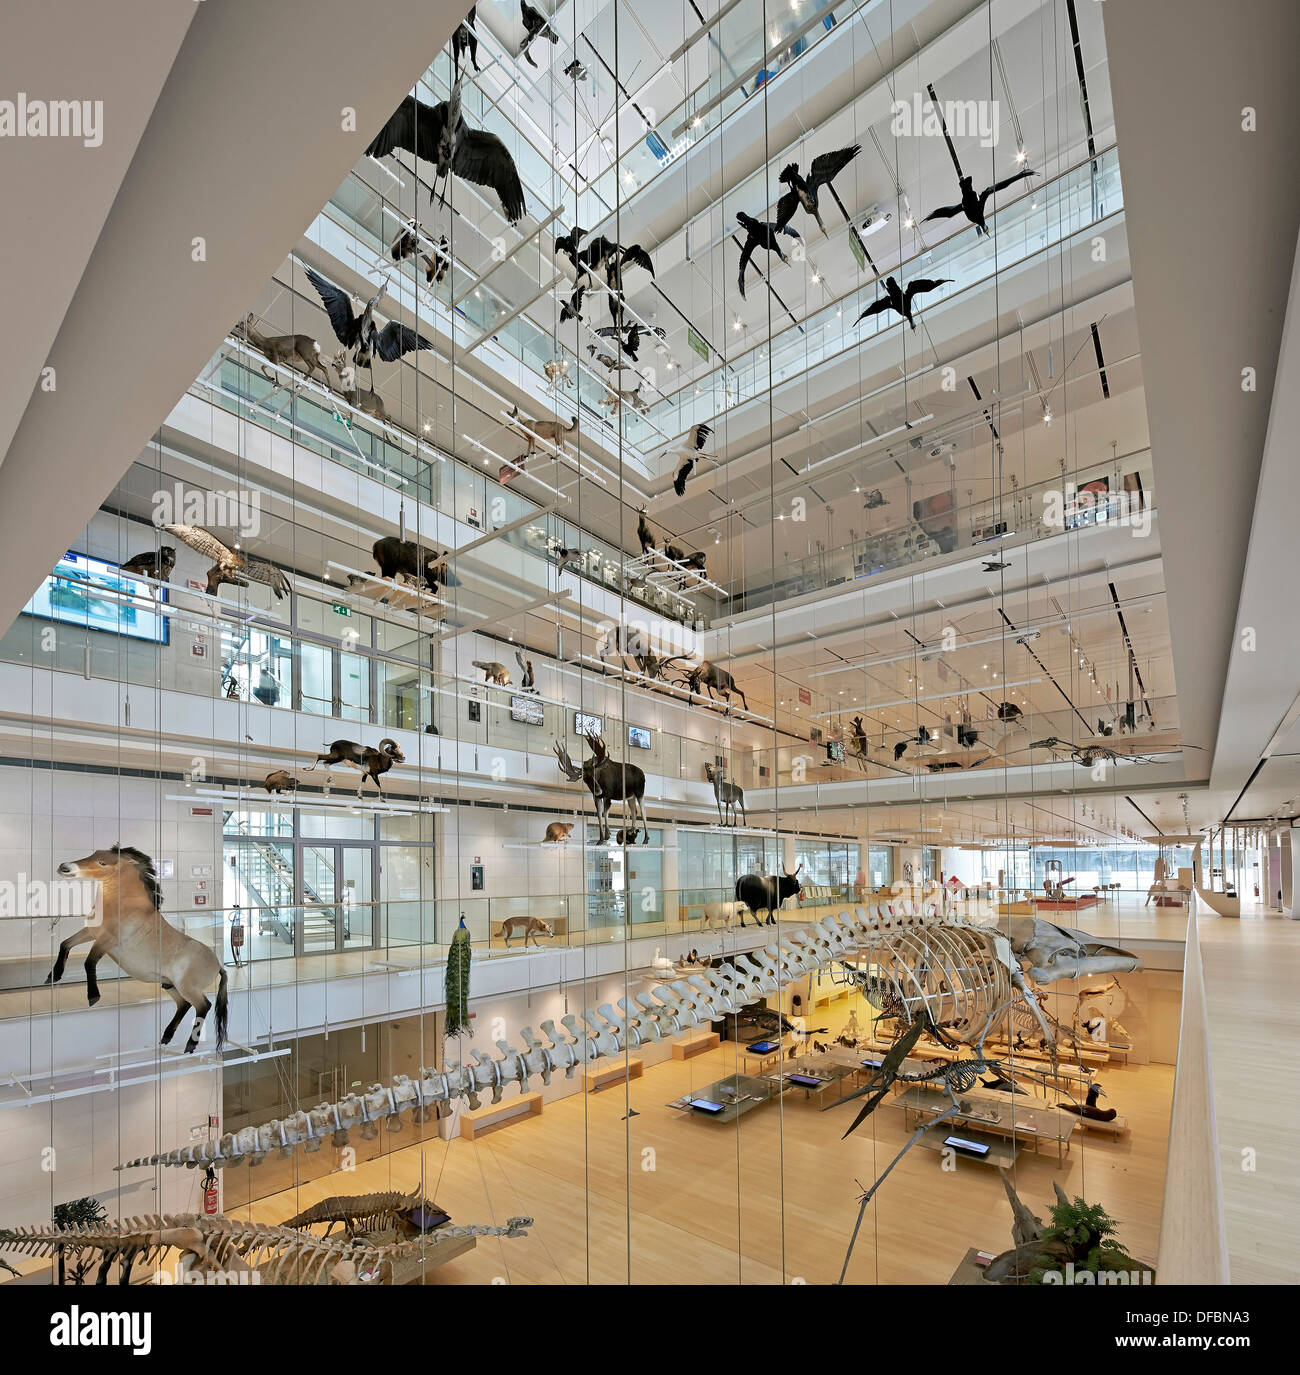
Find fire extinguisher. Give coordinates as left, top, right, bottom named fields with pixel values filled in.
left=230, top=911, right=245, bottom=967
left=202, top=1165, right=219, bottom=1216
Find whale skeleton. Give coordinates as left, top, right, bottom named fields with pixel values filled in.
left=118, top=903, right=1139, bottom=1171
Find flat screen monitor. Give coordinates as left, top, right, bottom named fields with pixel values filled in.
left=787, top=1073, right=822, bottom=1088
left=747, top=1039, right=779, bottom=1054
left=860, top=1057, right=883, bottom=1069
left=25, top=551, right=169, bottom=645
left=510, top=695, right=544, bottom=726
left=627, top=725, right=651, bottom=750
left=827, top=741, right=846, bottom=761
left=575, top=711, right=603, bottom=738
left=689, top=1099, right=725, bottom=1114
left=943, top=1134, right=990, bottom=1157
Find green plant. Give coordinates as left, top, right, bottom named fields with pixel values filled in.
left=1025, top=1194, right=1146, bottom=1283
left=52, top=1197, right=109, bottom=1285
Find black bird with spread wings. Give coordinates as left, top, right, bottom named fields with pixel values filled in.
left=560, top=285, right=585, bottom=323
left=304, top=267, right=431, bottom=377
left=855, top=274, right=951, bottom=331
left=669, top=423, right=713, bottom=497
left=555, top=225, right=586, bottom=275
left=775, top=144, right=860, bottom=235
left=520, top=2, right=559, bottom=65
left=164, top=525, right=291, bottom=600
left=736, top=211, right=799, bottom=299
left=579, top=238, right=655, bottom=325
left=922, top=168, right=1036, bottom=237
left=451, top=6, right=479, bottom=77
left=366, top=79, right=526, bottom=225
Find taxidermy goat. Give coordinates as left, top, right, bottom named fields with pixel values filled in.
left=48, top=846, right=228, bottom=1053
left=704, top=763, right=746, bottom=827
left=164, top=524, right=291, bottom=600
left=636, top=511, right=657, bottom=556
left=119, top=545, right=176, bottom=583
left=309, top=739, right=405, bottom=796
left=234, top=314, right=332, bottom=386
left=472, top=659, right=510, bottom=685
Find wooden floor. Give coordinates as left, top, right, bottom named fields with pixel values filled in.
left=1199, top=907, right=1300, bottom=1284
left=226, top=992, right=1173, bottom=1285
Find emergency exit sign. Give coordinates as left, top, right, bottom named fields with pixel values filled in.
left=331, top=603, right=351, bottom=616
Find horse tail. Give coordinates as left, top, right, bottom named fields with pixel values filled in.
left=214, top=966, right=229, bottom=1049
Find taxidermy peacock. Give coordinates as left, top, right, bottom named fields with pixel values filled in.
left=445, top=915, right=472, bottom=1037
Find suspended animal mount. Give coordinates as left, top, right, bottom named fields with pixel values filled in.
left=498, top=915, right=555, bottom=948
left=736, top=211, right=800, bottom=298
left=554, top=734, right=647, bottom=844
left=365, top=79, right=527, bottom=225
left=163, top=523, right=291, bottom=600
left=678, top=658, right=749, bottom=713
left=234, top=314, right=332, bottom=386
left=304, top=267, right=431, bottom=382
left=923, top=167, right=1036, bottom=237
left=117, top=901, right=1142, bottom=1173
left=519, top=1, right=559, bottom=65
left=388, top=219, right=443, bottom=285
left=119, top=545, right=176, bottom=584
left=471, top=659, right=510, bottom=685
left=735, top=864, right=802, bottom=927
left=636, top=511, right=657, bottom=556
left=667, top=424, right=713, bottom=496
left=451, top=5, right=479, bottom=77
left=262, top=770, right=299, bottom=795
left=573, top=235, right=655, bottom=326
left=542, top=821, right=573, bottom=843
left=308, top=739, right=405, bottom=797
left=501, top=404, right=578, bottom=485
left=333, top=368, right=392, bottom=427
left=855, top=274, right=951, bottom=331
left=559, top=285, right=585, bottom=322
left=597, top=622, right=663, bottom=680
left=46, top=847, right=228, bottom=1054
left=776, top=144, right=861, bottom=236
left=704, top=762, right=746, bottom=827
left=514, top=650, right=536, bottom=691
left=371, top=536, right=446, bottom=592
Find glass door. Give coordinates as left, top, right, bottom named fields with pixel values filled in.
left=295, top=841, right=377, bottom=954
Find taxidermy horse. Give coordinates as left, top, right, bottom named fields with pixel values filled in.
left=47, top=846, right=228, bottom=1053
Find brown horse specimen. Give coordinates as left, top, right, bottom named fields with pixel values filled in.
left=48, top=847, right=229, bottom=1053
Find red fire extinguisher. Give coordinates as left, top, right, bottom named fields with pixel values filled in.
left=202, top=1166, right=219, bottom=1216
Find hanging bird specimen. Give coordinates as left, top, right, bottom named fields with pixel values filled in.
left=922, top=167, right=1036, bottom=237
left=304, top=267, right=432, bottom=380
left=775, top=144, right=861, bottom=235
left=560, top=285, right=586, bottom=323
left=668, top=423, right=714, bottom=496
left=451, top=6, right=479, bottom=77
left=736, top=212, right=800, bottom=299
left=555, top=225, right=586, bottom=275
left=389, top=220, right=448, bottom=285
left=854, top=274, right=951, bottom=331
left=579, top=238, right=655, bottom=326
left=119, top=546, right=176, bottom=584
left=520, top=2, right=560, bottom=66
left=444, top=915, right=473, bottom=1037
left=365, top=80, right=527, bottom=225
left=163, top=525, right=292, bottom=600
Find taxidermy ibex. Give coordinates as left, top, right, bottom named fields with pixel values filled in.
left=309, top=739, right=405, bottom=796
left=235, top=314, right=331, bottom=385
left=554, top=734, right=647, bottom=844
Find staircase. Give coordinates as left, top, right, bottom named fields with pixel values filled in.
left=226, top=818, right=337, bottom=947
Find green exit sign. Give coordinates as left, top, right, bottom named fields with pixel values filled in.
left=331, top=603, right=350, bottom=617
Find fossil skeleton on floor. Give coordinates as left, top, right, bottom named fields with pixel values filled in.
left=117, top=902, right=1138, bottom=1174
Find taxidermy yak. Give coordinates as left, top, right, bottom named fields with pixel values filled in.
left=47, top=846, right=229, bottom=1053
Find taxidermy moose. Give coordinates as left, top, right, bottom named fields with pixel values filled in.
left=735, top=863, right=803, bottom=927
left=554, top=734, right=647, bottom=844
left=309, top=739, right=405, bottom=796
left=704, top=762, right=746, bottom=827
left=47, top=846, right=229, bottom=1053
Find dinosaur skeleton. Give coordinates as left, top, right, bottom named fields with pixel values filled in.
left=279, top=1187, right=440, bottom=1238
left=0, top=1212, right=531, bottom=1285
left=117, top=904, right=1138, bottom=1173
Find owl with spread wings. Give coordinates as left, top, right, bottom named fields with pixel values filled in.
left=164, top=524, right=291, bottom=599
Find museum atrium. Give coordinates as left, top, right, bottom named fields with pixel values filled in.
left=0, top=0, right=1296, bottom=1297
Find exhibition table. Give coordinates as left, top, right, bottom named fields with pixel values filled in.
left=668, top=1073, right=789, bottom=1123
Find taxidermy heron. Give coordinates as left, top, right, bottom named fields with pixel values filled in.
left=163, top=524, right=291, bottom=599
left=366, top=80, right=527, bottom=225
left=855, top=274, right=951, bottom=331
left=922, top=167, right=1035, bottom=237
left=304, top=267, right=432, bottom=379
left=451, top=6, right=479, bottom=77
left=520, top=2, right=559, bottom=65
left=736, top=211, right=799, bottom=299
left=775, top=144, right=860, bottom=235
left=668, top=423, right=714, bottom=497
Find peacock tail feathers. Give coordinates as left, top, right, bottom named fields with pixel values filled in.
left=444, top=916, right=472, bottom=1038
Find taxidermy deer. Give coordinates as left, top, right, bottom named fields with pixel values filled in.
left=554, top=734, right=647, bottom=844
left=308, top=739, right=405, bottom=796
left=683, top=659, right=749, bottom=713
left=262, top=770, right=299, bottom=795
left=472, top=659, right=510, bottom=685
left=704, top=762, right=746, bottom=826
left=48, top=846, right=228, bottom=1053
left=333, top=355, right=391, bottom=425
left=498, top=916, right=555, bottom=948
left=543, top=822, right=573, bottom=843
left=235, top=315, right=331, bottom=385
left=505, top=405, right=577, bottom=459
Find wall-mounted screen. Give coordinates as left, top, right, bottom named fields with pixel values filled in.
left=627, top=726, right=651, bottom=750
left=575, top=711, right=603, bottom=738
left=24, top=551, right=169, bottom=645
left=510, top=695, right=544, bottom=726
left=827, top=741, right=846, bottom=762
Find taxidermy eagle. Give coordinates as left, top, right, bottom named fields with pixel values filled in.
left=164, top=524, right=292, bottom=600
left=365, top=79, right=526, bottom=225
